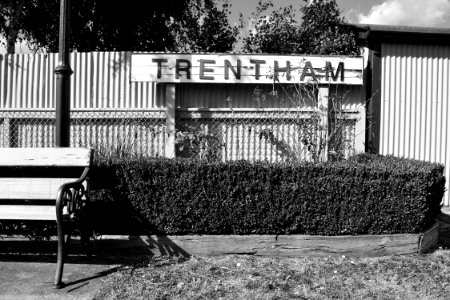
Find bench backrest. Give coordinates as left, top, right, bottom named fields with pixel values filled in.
left=0, top=148, right=93, bottom=220
left=0, top=148, right=91, bottom=167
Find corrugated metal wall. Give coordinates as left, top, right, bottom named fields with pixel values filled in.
left=0, top=110, right=167, bottom=155
left=0, top=52, right=160, bottom=109
left=0, top=52, right=363, bottom=109
left=0, top=51, right=364, bottom=111
left=0, top=52, right=166, bottom=154
left=379, top=43, right=450, bottom=205
left=178, top=111, right=357, bottom=162
left=177, top=83, right=364, bottom=109
left=0, top=51, right=364, bottom=163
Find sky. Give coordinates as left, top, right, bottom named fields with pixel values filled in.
left=228, top=0, right=450, bottom=28
left=2, top=0, right=450, bottom=54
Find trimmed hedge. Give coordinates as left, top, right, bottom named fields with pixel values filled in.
left=89, top=154, right=445, bottom=236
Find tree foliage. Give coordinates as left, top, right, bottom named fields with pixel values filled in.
left=243, top=4, right=302, bottom=54
left=169, top=0, right=240, bottom=53
left=0, top=0, right=238, bottom=53
left=70, top=0, right=187, bottom=52
left=0, top=0, right=27, bottom=53
left=243, top=0, right=359, bottom=55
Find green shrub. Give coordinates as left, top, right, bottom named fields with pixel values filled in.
left=89, top=153, right=445, bottom=235
left=87, top=155, right=140, bottom=235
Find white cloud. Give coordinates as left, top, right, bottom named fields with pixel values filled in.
left=358, top=0, right=450, bottom=27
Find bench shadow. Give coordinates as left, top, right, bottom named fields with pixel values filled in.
left=62, top=266, right=122, bottom=290
left=0, top=234, right=191, bottom=262
left=92, top=234, right=191, bottom=259
left=0, top=234, right=191, bottom=289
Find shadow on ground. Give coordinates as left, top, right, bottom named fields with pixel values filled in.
left=0, top=233, right=190, bottom=264
left=0, top=235, right=189, bottom=300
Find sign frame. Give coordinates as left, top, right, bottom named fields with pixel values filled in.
left=131, top=53, right=364, bottom=85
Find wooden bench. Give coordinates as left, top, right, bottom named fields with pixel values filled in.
left=0, top=148, right=93, bottom=288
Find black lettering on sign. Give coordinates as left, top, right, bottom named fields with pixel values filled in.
left=225, top=59, right=241, bottom=80
left=300, top=61, right=317, bottom=81
left=176, top=59, right=191, bottom=79
left=250, top=60, right=266, bottom=80
left=325, top=62, right=344, bottom=82
left=274, top=60, right=291, bottom=81
left=152, top=59, right=168, bottom=79
left=200, top=60, right=216, bottom=80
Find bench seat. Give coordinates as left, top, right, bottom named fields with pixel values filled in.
left=0, top=178, right=78, bottom=200
left=0, top=147, right=93, bottom=288
left=0, top=205, right=58, bottom=220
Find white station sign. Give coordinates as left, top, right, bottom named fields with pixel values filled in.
left=131, top=53, right=363, bottom=85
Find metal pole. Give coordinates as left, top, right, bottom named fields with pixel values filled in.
left=55, top=0, right=72, bottom=147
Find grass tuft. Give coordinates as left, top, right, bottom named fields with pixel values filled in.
left=94, top=249, right=450, bottom=299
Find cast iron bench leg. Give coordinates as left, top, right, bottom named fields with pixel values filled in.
left=54, top=193, right=65, bottom=289
left=80, top=218, right=92, bottom=257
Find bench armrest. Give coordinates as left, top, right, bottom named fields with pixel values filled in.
left=53, top=166, right=91, bottom=288
left=55, top=167, right=90, bottom=220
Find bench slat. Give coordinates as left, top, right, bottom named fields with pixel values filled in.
left=0, top=178, right=79, bottom=200
left=0, top=205, right=57, bottom=220
left=0, top=148, right=92, bottom=167
left=0, top=166, right=85, bottom=178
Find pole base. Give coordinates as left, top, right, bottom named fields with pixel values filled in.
left=54, top=281, right=66, bottom=289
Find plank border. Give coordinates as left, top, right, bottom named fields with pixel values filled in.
left=93, top=222, right=440, bottom=258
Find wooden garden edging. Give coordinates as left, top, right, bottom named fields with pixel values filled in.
left=95, top=222, right=440, bottom=258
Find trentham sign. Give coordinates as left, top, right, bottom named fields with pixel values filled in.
left=131, top=53, right=363, bottom=85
